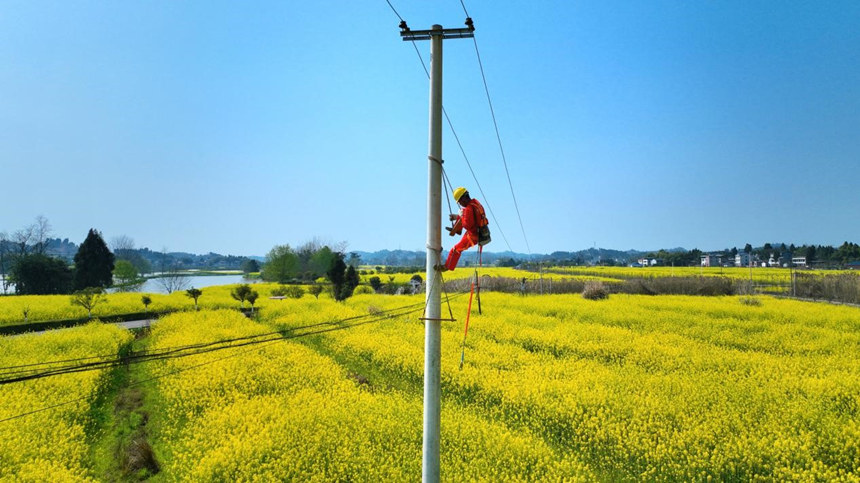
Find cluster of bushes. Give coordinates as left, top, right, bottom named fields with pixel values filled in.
left=271, top=285, right=306, bottom=299
left=366, top=275, right=423, bottom=295
left=793, top=273, right=860, bottom=304
left=373, top=266, right=423, bottom=275
left=445, top=276, right=738, bottom=298
left=617, top=276, right=735, bottom=296
left=581, top=281, right=609, bottom=300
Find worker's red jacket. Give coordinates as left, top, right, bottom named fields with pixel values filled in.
left=460, top=199, right=488, bottom=237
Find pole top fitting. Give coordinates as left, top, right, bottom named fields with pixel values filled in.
left=401, top=24, right=474, bottom=41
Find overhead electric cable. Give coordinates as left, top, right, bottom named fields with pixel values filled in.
left=457, top=0, right=471, bottom=18
left=441, top=108, right=513, bottom=251
left=384, top=0, right=405, bottom=22
left=384, top=0, right=514, bottom=252
left=0, top=299, right=441, bottom=376
left=0, top=293, right=473, bottom=387
left=458, top=0, right=532, bottom=255
left=441, top=166, right=455, bottom=216
left=0, top=299, right=467, bottom=423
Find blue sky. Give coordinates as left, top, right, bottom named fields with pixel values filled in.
left=1, top=1, right=858, bottom=256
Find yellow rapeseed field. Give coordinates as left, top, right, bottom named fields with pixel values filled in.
left=143, top=309, right=593, bottom=481
left=1, top=292, right=858, bottom=480
left=265, top=293, right=860, bottom=481
left=0, top=282, right=306, bottom=326
left=549, top=265, right=851, bottom=284
left=363, top=266, right=616, bottom=285
left=0, top=323, right=132, bottom=481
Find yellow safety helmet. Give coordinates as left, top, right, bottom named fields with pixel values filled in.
left=453, top=187, right=468, bottom=202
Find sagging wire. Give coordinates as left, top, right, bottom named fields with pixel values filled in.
left=385, top=0, right=514, bottom=253
left=0, top=300, right=466, bottom=424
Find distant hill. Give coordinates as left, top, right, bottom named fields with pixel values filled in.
left=6, top=234, right=856, bottom=274
left=354, top=247, right=655, bottom=267
left=38, top=238, right=255, bottom=273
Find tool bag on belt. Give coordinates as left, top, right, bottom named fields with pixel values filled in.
left=472, top=203, right=491, bottom=247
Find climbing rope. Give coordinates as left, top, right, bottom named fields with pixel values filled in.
left=458, top=271, right=476, bottom=371
left=459, top=245, right=483, bottom=370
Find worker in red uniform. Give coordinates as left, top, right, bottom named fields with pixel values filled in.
left=440, top=187, right=489, bottom=271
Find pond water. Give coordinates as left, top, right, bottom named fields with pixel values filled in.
left=0, top=275, right=13, bottom=295
left=2, top=274, right=257, bottom=296
left=114, top=274, right=259, bottom=294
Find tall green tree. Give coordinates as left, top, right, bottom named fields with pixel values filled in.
left=369, top=276, right=382, bottom=292
left=74, top=229, right=115, bottom=290
left=241, top=259, right=260, bottom=274
left=326, top=254, right=348, bottom=301
left=346, top=252, right=361, bottom=268
left=262, top=245, right=300, bottom=283
left=805, top=245, right=817, bottom=264
left=111, top=235, right=151, bottom=275
left=10, top=254, right=73, bottom=295
left=344, top=265, right=360, bottom=298
left=113, top=260, right=144, bottom=291
left=0, top=231, right=10, bottom=294
left=310, top=246, right=336, bottom=279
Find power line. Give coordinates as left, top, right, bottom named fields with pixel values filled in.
left=458, top=0, right=532, bottom=255
left=0, top=329, right=280, bottom=375
left=386, top=0, right=514, bottom=252
left=457, top=0, right=471, bottom=18
left=0, top=290, right=473, bottom=388
left=0, top=299, right=447, bottom=383
left=0, top=295, right=472, bottom=424
left=384, top=0, right=404, bottom=22
left=441, top=166, right=455, bottom=216
left=0, top=298, right=463, bottom=424
left=441, top=108, right=514, bottom=251
left=0, top=299, right=441, bottom=377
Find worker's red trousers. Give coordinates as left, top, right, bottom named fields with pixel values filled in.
left=445, top=232, right=477, bottom=271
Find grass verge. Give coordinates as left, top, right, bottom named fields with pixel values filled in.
left=88, top=329, right=161, bottom=481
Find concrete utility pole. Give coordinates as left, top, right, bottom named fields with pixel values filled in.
left=401, top=20, right=473, bottom=483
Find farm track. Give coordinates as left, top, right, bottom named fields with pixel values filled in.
left=87, top=335, right=161, bottom=481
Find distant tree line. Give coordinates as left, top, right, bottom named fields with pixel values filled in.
left=1, top=232, right=258, bottom=277
left=638, top=248, right=705, bottom=267
left=637, top=242, right=860, bottom=267
left=261, top=240, right=359, bottom=301
left=667, top=242, right=860, bottom=267
left=1, top=218, right=269, bottom=296
left=524, top=242, right=860, bottom=269
left=1, top=218, right=115, bottom=295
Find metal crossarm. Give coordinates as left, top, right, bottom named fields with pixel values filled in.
left=401, top=27, right=474, bottom=41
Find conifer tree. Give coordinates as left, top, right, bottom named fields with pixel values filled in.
left=344, top=265, right=360, bottom=298
left=73, top=229, right=115, bottom=290
left=326, top=254, right=348, bottom=301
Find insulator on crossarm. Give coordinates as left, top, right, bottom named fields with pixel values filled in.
left=465, top=17, right=474, bottom=31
